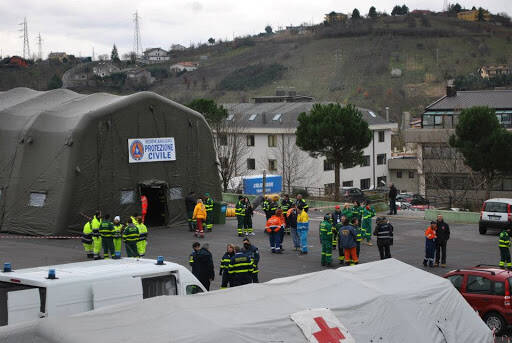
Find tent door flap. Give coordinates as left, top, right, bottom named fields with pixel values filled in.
left=7, top=288, right=41, bottom=325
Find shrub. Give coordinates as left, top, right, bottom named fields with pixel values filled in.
left=147, top=66, right=170, bottom=79
left=219, top=63, right=286, bottom=90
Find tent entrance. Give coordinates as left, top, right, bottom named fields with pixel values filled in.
left=139, top=184, right=168, bottom=227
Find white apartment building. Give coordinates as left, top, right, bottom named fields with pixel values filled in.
left=222, top=96, right=397, bottom=194
left=143, top=48, right=170, bottom=63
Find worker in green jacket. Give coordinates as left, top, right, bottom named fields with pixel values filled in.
left=499, top=228, right=512, bottom=269
left=235, top=196, right=246, bottom=237
left=319, top=215, right=333, bottom=266
left=362, top=201, right=376, bottom=246
left=351, top=201, right=363, bottom=224
left=204, top=193, right=214, bottom=232
left=341, top=203, right=353, bottom=222
left=123, top=219, right=140, bottom=257
left=91, top=211, right=102, bottom=260
left=136, top=216, right=148, bottom=257
left=113, top=216, right=123, bottom=258
left=99, top=214, right=116, bottom=259
left=81, top=220, right=93, bottom=259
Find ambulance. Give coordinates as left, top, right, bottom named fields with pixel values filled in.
left=0, top=258, right=206, bottom=326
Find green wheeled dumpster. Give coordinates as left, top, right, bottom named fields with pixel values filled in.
left=213, top=202, right=227, bottom=224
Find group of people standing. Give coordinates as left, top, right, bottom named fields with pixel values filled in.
left=189, top=238, right=260, bottom=290
left=81, top=211, right=148, bottom=259
left=318, top=201, right=393, bottom=266
left=235, top=194, right=311, bottom=254
left=185, top=192, right=215, bottom=238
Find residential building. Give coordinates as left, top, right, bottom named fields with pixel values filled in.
left=92, top=62, right=121, bottom=78
left=221, top=93, right=397, bottom=195
left=324, top=12, right=348, bottom=24
left=0, top=56, right=30, bottom=68
left=388, top=153, right=419, bottom=194
left=411, top=10, right=433, bottom=15
left=48, top=52, right=68, bottom=63
left=170, top=62, right=199, bottom=72
left=170, top=44, right=186, bottom=51
left=143, top=48, right=170, bottom=63
left=479, top=65, right=511, bottom=79
left=457, top=9, right=491, bottom=22
left=125, top=68, right=155, bottom=87
left=404, top=86, right=512, bottom=205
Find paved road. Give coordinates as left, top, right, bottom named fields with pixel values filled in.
left=0, top=211, right=500, bottom=290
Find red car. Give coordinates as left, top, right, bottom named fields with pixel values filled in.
left=444, top=265, right=512, bottom=335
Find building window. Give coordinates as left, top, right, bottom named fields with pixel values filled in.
left=247, top=135, right=255, bottom=146
left=168, top=187, right=184, bottom=200
left=249, top=113, right=258, bottom=121
left=342, top=181, right=353, bottom=187
left=360, top=178, right=371, bottom=190
left=218, top=134, right=228, bottom=146
left=377, top=176, right=387, bottom=187
left=409, top=171, right=415, bottom=179
left=323, top=159, right=334, bottom=171
left=268, top=159, right=277, bottom=171
left=377, top=154, right=387, bottom=165
left=247, top=158, right=256, bottom=170
left=29, top=192, right=47, bottom=207
left=120, top=190, right=135, bottom=204
left=361, top=155, right=370, bottom=167
left=343, top=161, right=354, bottom=169
left=396, top=170, right=402, bottom=178
left=272, top=113, right=282, bottom=121
left=378, top=131, right=385, bottom=142
left=268, top=135, right=277, bottom=147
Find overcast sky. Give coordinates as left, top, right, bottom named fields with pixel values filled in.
left=1, top=0, right=510, bottom=58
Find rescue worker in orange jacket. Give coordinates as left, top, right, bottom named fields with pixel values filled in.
left=141, top=195, right=148, bottom=223
left=423, top=221, right=437, bottom=268
left=265, top=209, right=285, bottom=254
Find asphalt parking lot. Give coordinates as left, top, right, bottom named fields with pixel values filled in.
left=0, top=211, right=501, bottom=290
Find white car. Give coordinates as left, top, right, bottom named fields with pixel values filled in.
left=479, top=198, right=512, bottom=235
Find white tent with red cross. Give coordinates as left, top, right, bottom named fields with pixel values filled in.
left=0, top=259, right=492, bottom=343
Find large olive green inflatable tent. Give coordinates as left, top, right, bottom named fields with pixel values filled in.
left=0, top=88, right=221, bottom=235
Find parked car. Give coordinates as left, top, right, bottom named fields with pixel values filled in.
left=444, top=265, right=512, bottom=335
left=479, top=198, right=512, bottom=235
left=396, top=193, right=429, bottom=210
left=340, top=187, right=367, bottom=203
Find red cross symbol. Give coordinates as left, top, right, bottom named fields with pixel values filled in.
left=312, top=317, right=346, bottom=343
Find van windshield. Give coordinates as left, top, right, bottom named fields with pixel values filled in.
left=485, top=202, right=508, bottom=213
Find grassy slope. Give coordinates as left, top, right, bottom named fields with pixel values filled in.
left=2, top=15, right=512, bottom=122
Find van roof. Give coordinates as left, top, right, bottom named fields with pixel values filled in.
left=485, top=198, right=512, bottom=205
left=0, top=258, right=186, bottom=287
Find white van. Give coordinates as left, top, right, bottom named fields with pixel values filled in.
left=0, top=258, right=206, bottom=327
left=479, top=198, right=512, bottom=234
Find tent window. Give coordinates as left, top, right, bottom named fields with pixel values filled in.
left=120, top=190, right=135, bottom=205
left=141, top=275, right=177, bottom=299
left=28, top=192, right=46, bottom=207
left=186, top=285, right=204, bottom=295
left=169, top=187, right=183, bottom=200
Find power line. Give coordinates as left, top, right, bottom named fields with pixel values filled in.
left=133, top=10, right=143, bottom=57
left=37, top=33, right=42, bottom=60
left=18, top=17, right=30, bottom=59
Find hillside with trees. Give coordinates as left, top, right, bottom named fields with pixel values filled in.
left=1, top=8, right=512, bottom=122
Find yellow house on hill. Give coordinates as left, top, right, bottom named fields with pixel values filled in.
left=457, top=9, right=491, bottom=22
left=324, top=12, right=348, bottom=24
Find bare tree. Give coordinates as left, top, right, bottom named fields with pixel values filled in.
left=211, top=112, right=250, bottom=191
left=423, top=144, right=484, bottom=207
left=271, top=134, right=315, bottom=194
